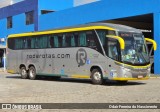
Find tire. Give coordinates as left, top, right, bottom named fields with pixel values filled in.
left=20, top=67, right=28, bottom=79
left=28, top=66, right=36, bottom=80
left=91, top=69, right=104, bottom=85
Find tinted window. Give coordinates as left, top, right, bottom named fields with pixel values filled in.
left=49, top=36, right=54, bottom=48
left=97, top=30, right=117, bottom=56
left=79, top=32, right=87, bottom=47
left=107, top=38, right=120, bottom=61
left=7, top=16, right=12, bottom=29
left=25, top=11, right=34, bottom=25
left=15, top=38, right=24, bottom=49
left=8, top=30, right=103, bottom=53
left=8, top=38, right=15, bottom=49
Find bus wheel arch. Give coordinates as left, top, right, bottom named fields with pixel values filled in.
left=28, top=65, right=37, bottom=80
left=90, top=66, right=104, bottom=85
left=19, top=64, right=28, bottom=79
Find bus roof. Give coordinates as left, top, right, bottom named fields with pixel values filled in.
left=88, top=23, right=141, bottom=33
left=8, top=23, right=142, bottom=38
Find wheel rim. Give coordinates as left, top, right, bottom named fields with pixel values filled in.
left=30, top=69, right=35, bottom=78
left=93, top=72, right=101, bottom=81
left=21, top=69, right=26, bottom=76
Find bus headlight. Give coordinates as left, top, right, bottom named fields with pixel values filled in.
left=122, top=67, right=130, bottom=72
left=121, top=67, right=130, bottom=78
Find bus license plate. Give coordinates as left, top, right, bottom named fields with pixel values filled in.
left=138, top=75, right=143, bottom=79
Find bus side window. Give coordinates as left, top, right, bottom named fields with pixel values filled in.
left=107, top=38, right=119, bottom=61
left=8, top=38, right=15, bottom=50
left=49, top=36, right=54, bottom=48
left=72, top=33, right=78, bottom=47
left=42, top=35, right=48, bottom=48
left=87, top=30, right=104, bottom=55
left=62, top=34, right=66, bottom=47
left=79, top=32, right=87, bottom=47
left=97, top=31, right=106, bottom=46
left=15, top=38, right=23, bottom=49
left=27, top=38, right=31, bottom=49
left=31, top=37, right=36, bottom=49
left=36, top=35, right=48, bottom=49
left=58, top=35, right=63, bottom=47
left=23, top=38, right=28, bottom=49
left=86, top=31, right=97, bottom=49
left=65, top=33, right=71, bottom=47
left=54, top=35, right=59, bottom=48
left=35, top=37, right=39, bottom=48
left=71, top=34, right=76, bottom=47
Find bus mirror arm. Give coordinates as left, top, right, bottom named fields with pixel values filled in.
left=106, top=35, right=125, bottom=50
left=145, top=38, right=157, bottom=51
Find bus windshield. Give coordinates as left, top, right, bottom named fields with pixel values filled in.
left=119, top=32, right=149, bottom=65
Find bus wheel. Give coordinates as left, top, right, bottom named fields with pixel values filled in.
left=91, top=69, right=103, bottom=85
left=20, top=67, right=28, bottom=79
left=29, top=66, right=36, bottom=80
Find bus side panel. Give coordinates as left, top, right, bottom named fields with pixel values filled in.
left=106, top=57, right=122, bottom=79
left=36, top=49, right=54, bottom=75
left=51, top=47, right=108, bottom=78
left=19, top=49, right=51, bottom=75
left=51, top=48, right=81, bottom=77
left=7, top=47, right=110, bottom=79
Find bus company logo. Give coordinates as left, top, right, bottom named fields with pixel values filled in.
left=76, top=48, right=87, bottom=66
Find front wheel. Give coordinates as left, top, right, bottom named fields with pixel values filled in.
left=91, top=69, right=104, bottom=85
left=20, top=67, right=28, bottom=79
left=28, top=66, right=36, bottom=80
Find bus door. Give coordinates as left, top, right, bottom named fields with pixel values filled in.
left=106, top=37, right=121, bottom=79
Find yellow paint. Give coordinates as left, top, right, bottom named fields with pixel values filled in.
left=115, top=61, right=150, bottom=69
left=8, top=26, right=115, bottom=38
left=112, top=77, right=149, bottom=81
left=71, top=75, right=90, bottom=79
left=7, top=69, right=15, bottom=74
left=145, top=38, right=157, bottom=50
left=106, top=35, right=125, bottom=50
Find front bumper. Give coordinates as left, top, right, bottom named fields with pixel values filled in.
left=108, top=62, right=151, bottom=81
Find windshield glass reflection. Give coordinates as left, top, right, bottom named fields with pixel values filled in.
left=119, top=32, right=149, bottom=65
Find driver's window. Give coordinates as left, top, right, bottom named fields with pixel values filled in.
left=107, top=38, right=119, bottom=61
